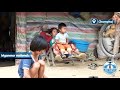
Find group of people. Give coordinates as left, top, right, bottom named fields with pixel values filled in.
left=18, top=22, right=86, bottom=78
left=49, top=23, right=86, bottom=61
left=18, top=12, right=120, bottom=78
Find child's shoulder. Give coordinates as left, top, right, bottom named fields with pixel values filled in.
left=56, top=33, right=61, bottom=36
left=20, top=58, right=33, bottom=63
left=64, top=32, right=68, bottom=35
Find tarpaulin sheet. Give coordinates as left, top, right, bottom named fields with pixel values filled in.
left=16, top=12, right=112, bottom=52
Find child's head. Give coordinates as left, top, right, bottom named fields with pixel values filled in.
left=58, top=23, right=67, bottom=34
left=49, top=27, right=58, bottom=37
left=30, top=35, right=48, bottom=55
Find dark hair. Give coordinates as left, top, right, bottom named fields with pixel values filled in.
left=49, top=27, right=58, bottom=34
left=58, top=23, right=66, bottom=29
left=30, top=35, right=48, bottom=51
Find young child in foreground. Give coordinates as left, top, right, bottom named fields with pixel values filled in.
left=18, top=36, right=48, bottom=78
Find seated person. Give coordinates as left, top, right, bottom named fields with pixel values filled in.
left=40, top=25, right=52, bottom=44
left=55, top=23, right=86, bottom=59
left=49, top=27, right=63, bottom=61
left=40, top=25, right=52, bottom=52
left=55, top=23, right=73, bottom=58
left=49, top=27, right=86, bottom=61
left=49, top=27, right=58, bottom=47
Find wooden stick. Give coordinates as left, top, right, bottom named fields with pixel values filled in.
left=113, top=24, right=120, bottom=54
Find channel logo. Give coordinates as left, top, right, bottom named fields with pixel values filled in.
left=103, top=61, right=117, bottom=75
left=91, top=18, right=115, bottom=24
left=91, top=18, right=98, bottom=24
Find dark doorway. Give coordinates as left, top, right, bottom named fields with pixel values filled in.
left=0, top=12, right=16, bottom=66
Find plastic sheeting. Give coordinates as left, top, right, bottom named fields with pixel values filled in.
left=16, top=12, right=112, bottom=52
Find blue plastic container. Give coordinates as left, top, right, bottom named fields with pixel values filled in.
left=71, top=39, right=90, bottom=52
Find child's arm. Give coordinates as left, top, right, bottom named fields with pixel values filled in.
left=56, top=39, right=63, bottom=44
left=24, top=69, right=31, bottom=78
left=22, top=59, right=32, bottom=78
left=66, top=38, right=69, bottom=44
left=66, top=33, right=69, bottom=44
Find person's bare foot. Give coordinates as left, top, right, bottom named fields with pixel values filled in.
left=55, top=55, right=63, bottom=61
left=75, top=53, right=86, bottom=59
left=62, top=54, right=66, bottom=58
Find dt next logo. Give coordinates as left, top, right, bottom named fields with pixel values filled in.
left=103, top=61, right=117, bottom=75
left=91, top=18, right=115, bottom=24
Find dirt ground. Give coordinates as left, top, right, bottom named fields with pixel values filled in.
left=0, top=59, right=120, bottom=78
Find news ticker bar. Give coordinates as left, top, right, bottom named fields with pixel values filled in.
left=0, top=52, right=32, bottom=59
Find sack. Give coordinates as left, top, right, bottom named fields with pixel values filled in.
left=97, top=44, right=107, bottom=59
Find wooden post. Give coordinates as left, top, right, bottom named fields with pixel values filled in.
left=113, top=24, right=120, bottom=55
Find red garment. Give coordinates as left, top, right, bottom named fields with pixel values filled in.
left=40, top=31, right=52, bottom=43
left=40, top=31, right=52, bottom=52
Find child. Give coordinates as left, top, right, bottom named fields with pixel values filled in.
left=18, top=35, right=48, bottom=78
left=55, top=23, right=74, bottom=58
left=49, top=27, right=58, bottom=47
left=49, top=27, right=86, bottom=61
left=49, top=27, right=63, bottom=61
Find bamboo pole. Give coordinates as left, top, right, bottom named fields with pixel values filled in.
left=113, top=24, right=120, bottom=55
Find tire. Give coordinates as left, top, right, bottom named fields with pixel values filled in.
left=98, top=19, right=120, bottom=58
